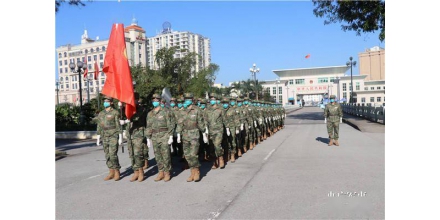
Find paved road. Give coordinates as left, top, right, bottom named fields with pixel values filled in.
left=56, top=107, right=384, bottom=219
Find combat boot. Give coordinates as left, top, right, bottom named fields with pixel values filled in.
left=137, top=168, right=144, bottom=182
left=154, top=171, right=164, bottom=182
left=211, top=157, right=218, bottom=169
left=104, top=169, right=115, bottom=181
left=113, top=169, right=120, bottom=181
left=238, top=149, right=242, bottom=157
left=231, top=154, right=236, bottom=163
left=243, top=145, right=247, bottom=153
left=130, top=170, right=139, bottom=182
left=164, top=172, right=171, bottom=182
left=219, top=156, right=225, bottom=169
left=250, top=142, right=254, bottom=150
left=193, top=167, right=201, bottom=182
left=334, top=140, right=339, bottom=146
left=143, top=160, right=149, bottom=170
left=328, top=139, right=334, bottom=146
left=187, top=169, right=195, bottom=182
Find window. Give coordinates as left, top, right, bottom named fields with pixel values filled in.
left=96, top=47, right=100, bottom=52
left=377, top=97, right=381, bottom=102
left=364, top=87, right=368, bottom=91
left=101, top=72, right=104, bottom=76
left=330, top=77, right=335, bottom=83
left=139, top=45, right=142, bottom=49
left=361, top=97, right=366, bottom=103
left=64, top=52, right=67, bottom=57
left=356, top=82, right=360, bottom=91
left=383, top=86, right=385, bottom=90
left=377, top=86, right=381, bottom=90
left=370, top=87, right=374, bottom=90
left=289, top=79, right=293, bottom=85
left=101, top=79, right=105, bottom=85
left=91, top=48, right=94, bottom=53
left=59, top=61, right=62, bottom=66
left=60, top=68, right=63, bottom=73
left=318, top=77, right=328, bottom=83
left=370, top=97, right=374, bottom=102
left=85, top=49, right=88, bottom=54
left=90, top=81, right=93, bottom=86
left=88, top=56, right=91, bottom=62
left=343, top=83, right=347, bottom=91
left=272, top=87, right=276, bottom=95
left=102, top=46, right=106, bottom=51
left=278, top=87, right=282, bottom=94
left=100, top=62, right=104, bottom=68
left=66, top=84, right=69, bottom=89
left=65, top=76, right=68, bottom=81
left=295, top=79, right=305, bottom=84
left=65, top=67, right=68, bottom=73
left=58, top=53, right=62, bottom=58
left=343, top=92, right=347, bottom=99
left=61, top=85, right=63, bottom=89
left=278, top=95, right=282, bottom=102
left=266, top=87, right=270, bottom=94
left=100, top=54, right=103, bottom=60
left=139, top=53, right=142, bottom=58
left=88, top=64, right=92, bottom=70
left=349, top=83, right=352, bottom=91
left=77, top=58, right=80, bottom=63
left=64, top=60, right=67, bottom=65
left=91, top=88, right=94, bottom=93
left=94, top=55, right=97, bottom=61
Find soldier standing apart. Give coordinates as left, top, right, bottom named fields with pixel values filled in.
left=207, top=93, right=225, bottom=169
left=176, top=93, right=208, bottom=182
left=146, top=94, right=174, bottom=182
left=119, top=93, right=146, bottom=182
left=324, top=95, right=343, bottom=146
left=96, top=96, right=123, bottom=181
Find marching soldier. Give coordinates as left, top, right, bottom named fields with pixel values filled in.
left=324, top=95, right=343, bottom=146
left=146, top=94, right=174, bottom=182
left=96, top=96, right=123, bottom=181
left=176, top=93, right=207, bottom=182
left=119, top=93, right=146, bottom=182
left=199, top=99, right=210, bottom=161
left=222, top=97, right=239, bottom=163
left=245, top=98, right=256, bottom=150
left=206, top=93, right=225, bottom=169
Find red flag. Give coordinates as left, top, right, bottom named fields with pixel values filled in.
left=83, top=55, right=88, bottom=78
left=305, top=54, right=310, bottom=59
left=94, top=61, right=99, bottom=80
left=101, top=23, right=136, bottom=119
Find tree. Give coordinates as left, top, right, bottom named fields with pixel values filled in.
left=312, top=0, right=385, bottom=42
left=55, top=0, right=86, bottom=13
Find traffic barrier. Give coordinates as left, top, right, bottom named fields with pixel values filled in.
left=340, top=103, right=385, bottom=125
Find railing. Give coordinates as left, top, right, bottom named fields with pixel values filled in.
left=341, top=103, right=385, bottom=124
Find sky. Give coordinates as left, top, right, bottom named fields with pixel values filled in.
left=55, top=1, right=385, bottom=86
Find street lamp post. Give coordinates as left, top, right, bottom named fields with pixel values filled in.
left=69, top=61, right=87, bottom=124
left=334, top=77, right=340, bottom=102
left=249, top=63, right=260, bottom=100
left=286, top=85, right=289, bottom=105
left=346, top=57, right=357, bottom=103
left=55, top=81, right=60, bottom=105
left=276, top=78, right=280, bottom=104
left=84, top=74, right=91, bottom=103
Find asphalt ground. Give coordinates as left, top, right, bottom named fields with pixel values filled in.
left=56, top=106, right=384, bottom=219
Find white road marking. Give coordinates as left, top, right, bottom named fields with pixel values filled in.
left=264, top=149, right=276, bottom=161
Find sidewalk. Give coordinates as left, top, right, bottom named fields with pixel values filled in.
left=342, top=113, right=385, bottom=133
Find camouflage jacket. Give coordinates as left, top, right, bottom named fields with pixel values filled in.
left=126, top=105, right=147, bottom=139
left=145, top=107, right=173, bottom=139
left=324, top=103, right=343, bottom=122
left=223, top=106, right=239, bottom=130
left=176, top=104, right=206, bottom=134
left=96, top=107, right=122, bottom=137
left=205, top=104, right=224, bottom=133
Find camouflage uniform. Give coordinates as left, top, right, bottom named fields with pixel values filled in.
left=246, top=98, right=256, bottom=149
left=176, top=93, right=206, bottom=182
left=198, top=99, right=210, bottom=161
left=146, top=94, right=174, bottom=181
left=324, top=95, right=343, bottom=146
left=96, top=96, right=122, bottom=181
left=125, top=104, right=147, bottom=173
left=206, top=93, right=225, bottom=169
left=237, top=98, right=249, bottom=154
left=223, top=97, right=239, bottom=162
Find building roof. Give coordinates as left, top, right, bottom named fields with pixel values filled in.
left=272, top=65, right=350, bottom=78
left=124, top=25, right=146, bottom=33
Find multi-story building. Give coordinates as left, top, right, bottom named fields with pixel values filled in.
left=359, top=46, right=385, bottom=81
left=55, top=18, right=147, bottom=105
left=147, top=24, right=211, bottom=73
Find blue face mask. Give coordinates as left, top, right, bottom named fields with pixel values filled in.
left=230, top=101, right=235, bottom=106
left=217, top=100, right=221, bottom=104
left=183, top=103, right=188, bottom=108
left=152, top=101, right=160, bottom=107
left=177, top=103, right=183, bottom=108
left=103, top=102, right=110, bottom=108
left=197, top=102, right=200, bottom=106
left=200, top=104, right=206, bottom=109
left=170, top=103, right=176, bottom=107
left=223, top=104, right=229, bottom=109
left=244, top=101, right=248, bottom=105
left=160, top=104, right=165, bottom=108
left=330, top=99, right=335, bottom=103
left=210, top=100, right=217, bottom=105
left=185, top=100, right=192, bottom=106
left=238, top=103, right=242, bottom=107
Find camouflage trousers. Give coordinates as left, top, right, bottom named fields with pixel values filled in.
left=226, top=127, right=237, bottom=154
left=209, top=131, right=223, bottom=158
left=256, top=122, right=262, bottom=138
left=182, top=129, right=201, bottom=168
left=241, top=122, right=249, bottom=149
left=327, top=121, right=340, bottom=140
left=127, top=136, right=145, bottom=171
left=102, top=134, right=121, bottom=169
left=152, top=131, right=172, bottom=172
left=142, top=140, right=149, bottom=160
left=249, top=124, right=255, bottom=144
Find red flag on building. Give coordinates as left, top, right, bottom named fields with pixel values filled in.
left=305, top=54, right=310, bottom=59
left=83, top=55, right=88, bottom=78
left=94, top=61, right=99, bottom=80
left=101, top=23, right=136, bottom=119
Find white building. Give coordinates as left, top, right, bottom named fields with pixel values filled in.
left=147, top=23, right=211, bottom=73
left=261, top=65, right=385, bottom=106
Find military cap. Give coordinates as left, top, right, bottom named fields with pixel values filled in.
left=237, top=98, right=243, bottom=102
left=229, top=96, right=237, bottom=101
left=244, top=97, right=249, bottom=101
left=209, top=93, right=217, bottom=98
left=330, top=95, right=336, bottom=99
left=152, top=93, right=161, bottom=99
left=184, top=92, right=194, bottom=98
left=199, top=99, right=207, bottom=104
left=239, top=95, right=244, bottom=99
left=177, top=97, right=184, bottom=103
left=170, top=97, right=176, bottom=102
left=103, top=96, right=113, bottom=102
left=221, top=97, right=230, bottom=103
